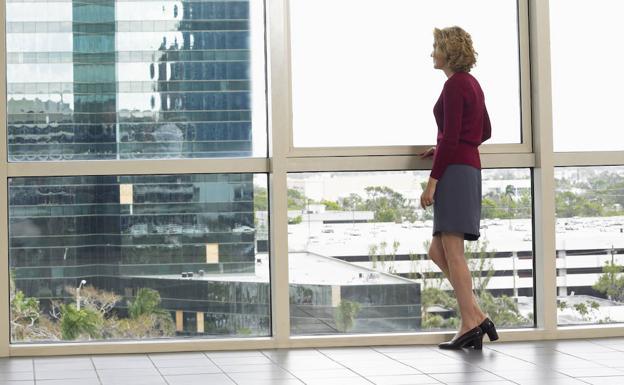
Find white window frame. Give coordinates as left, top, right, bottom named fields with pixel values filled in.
left=1, top=0, right=623, bottom=358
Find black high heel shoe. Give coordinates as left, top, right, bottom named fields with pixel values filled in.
left=479, top=317, right=499, bottom=341
left=438, top=326, right=484, bottom=350
left=465, top=317, right=499, bottom=347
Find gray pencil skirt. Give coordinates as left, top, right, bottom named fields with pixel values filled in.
left=432, top=164, right=482, bottom=241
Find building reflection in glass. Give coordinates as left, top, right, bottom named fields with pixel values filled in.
left=7, top=0, right=254, bottom=161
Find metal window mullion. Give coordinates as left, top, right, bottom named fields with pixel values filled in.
left=529, top=0, right=558, bottom=333
left=288, top=143, right=534, bottom=158
left=282, top=153, right=535, bottom=173
left=6, top=158, right=270, bottom=178
left=518, top=0, right=534, bottom=154
left=554, top=151, right=624, bottom=167
left=0, top=0, right=10, bottom=358
left=267, top=0, right=292, bottom=347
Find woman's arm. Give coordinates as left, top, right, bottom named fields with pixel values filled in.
left=430, top=81, right=463, bottom=180
left=481, top=105, right=492, bottom=143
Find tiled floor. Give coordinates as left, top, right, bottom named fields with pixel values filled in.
left=2, top=338, right=624, bottom=384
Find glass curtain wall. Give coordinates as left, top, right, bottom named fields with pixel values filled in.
left=289, top=0, right=521, bottom=148
left=555, top=166, right=624, bottom=326
left=2, top=0, right=548, bottom=350
left=6, top=0, right=269, bottom=343
left=551, top=1, right=624, bottom=326
left=288, top=169, right=533, bottom=335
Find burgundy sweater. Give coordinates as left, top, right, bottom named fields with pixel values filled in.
left=430, top=71, right=491, bottom=180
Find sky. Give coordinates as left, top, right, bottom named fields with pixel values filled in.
left=289, top=0, right=521, bottom=147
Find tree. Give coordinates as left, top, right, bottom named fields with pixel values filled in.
left=10, top=277, right=175, bottom=341
left=556, top=191, right=604, bottom=218
left=481, top=190, right=531, bottom=220
left=482, top=197, right=506, bottom=220
left=505, top=184, right=516, bottom=198
left=60, top=303, right=102, bottom=340
left=128, top=288, right=167, bottom=319
left=254, top=186, right=268, bottom=211
left=334, top=300, right=361, bottom=332
left=367, top=240, right=400, bottom=274
left=338, top=193, right=364, bottom=211
left=121, top=288, right=175, bottom=338
left=593, top=261, right=624, bottom=302
left=368, top=244, right=379, bottom=269
left=288, top=215, right=302, bottom=224
left=363, top=186, right=417, bottom=223
left=417, top=240, right=531, bottom=329
left=9, top=271, right=58, bottom=342
left=321, top=199, right=341, bottom=211
left=287, top=188, right=307, bottom=210
left=65, top=285, right=120, bottom=315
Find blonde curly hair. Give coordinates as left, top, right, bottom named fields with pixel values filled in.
left=433, top=26, right=477, bottom=73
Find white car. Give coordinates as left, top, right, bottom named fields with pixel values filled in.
left=232, top=225, right=255, bottom=233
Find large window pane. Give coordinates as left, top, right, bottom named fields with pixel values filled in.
left=290, top=0, right=521, bottom=148
left=555, top=166, right=624, bottom=325
left=6, top=0, right=267, bottom=161
left=9, top=174, right=269, bottom=343
left=288, top=169, right=533, bottom=335
left=551, top=0, right=624, bottom=152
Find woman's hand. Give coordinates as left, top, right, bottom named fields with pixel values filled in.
left=419, top=146, right=436, bottom=159
left=420, top=177, right=438, bottom=209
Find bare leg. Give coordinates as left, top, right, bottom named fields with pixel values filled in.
left=440, top=232, right=486, bottom=336
left=428, top=235, right=481, bottom=313
left=428, top=235, right=450, bottom=277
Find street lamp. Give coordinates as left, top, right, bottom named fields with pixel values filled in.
left=76, top=280, right=87, bottom=310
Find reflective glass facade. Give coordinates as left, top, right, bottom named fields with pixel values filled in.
left=6, top=0, right=268, bottom=343
left=9, top=174, right=270, bottom=342
left=7, top=0, right=257, bottom=161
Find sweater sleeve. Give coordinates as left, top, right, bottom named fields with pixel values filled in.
left=430, top=81, right=463, bottom=180
left=481, top=105, right=492, bottom=143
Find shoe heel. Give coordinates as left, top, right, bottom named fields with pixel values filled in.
left=471, top=336, right=483, bottom=350
left=486, top=327, right=499, bottom=341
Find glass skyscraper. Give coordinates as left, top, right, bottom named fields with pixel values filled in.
left=7, top=0, right=266, bottom=341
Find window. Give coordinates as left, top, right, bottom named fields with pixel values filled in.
left=290, top=0, right=521, bottom=148
left=550, top=0, right=624, bottom=152
left=6, top=0, right=267, bottom=161
left=9, top=173, right=270, bottom=343
left=555, top=166, right=624, bottom=325
left=288, top=169, right=533, bottom=335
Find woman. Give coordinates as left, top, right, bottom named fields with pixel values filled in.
left=419, top=26, right=498, bottom=350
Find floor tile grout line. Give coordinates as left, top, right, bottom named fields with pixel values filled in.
left=370, top=345, right=447, bottom=384
left=435, top=347, right=523, bottom=385
left=203, top=351, right=240, bottom=385
left=463, top=343, right=606, bottom=384
left=497, top=342, right=624, bottom=372
left=89, top=356, right=104, bottom=385
left=32, top=356, right=37, bottom=385
left=11, top=342, right=624, bottom=385
left=445, top=343, right=592, bottom=384
left=261, top=349, right=314, bottom=385
left=147, top=353, right=171, bottom=385
left=313, top=347, right=388, bottom=384
left=471, top=346, right=583, bottom=383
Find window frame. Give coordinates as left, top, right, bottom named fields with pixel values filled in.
left=2, top=0, right=624, bottom=358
